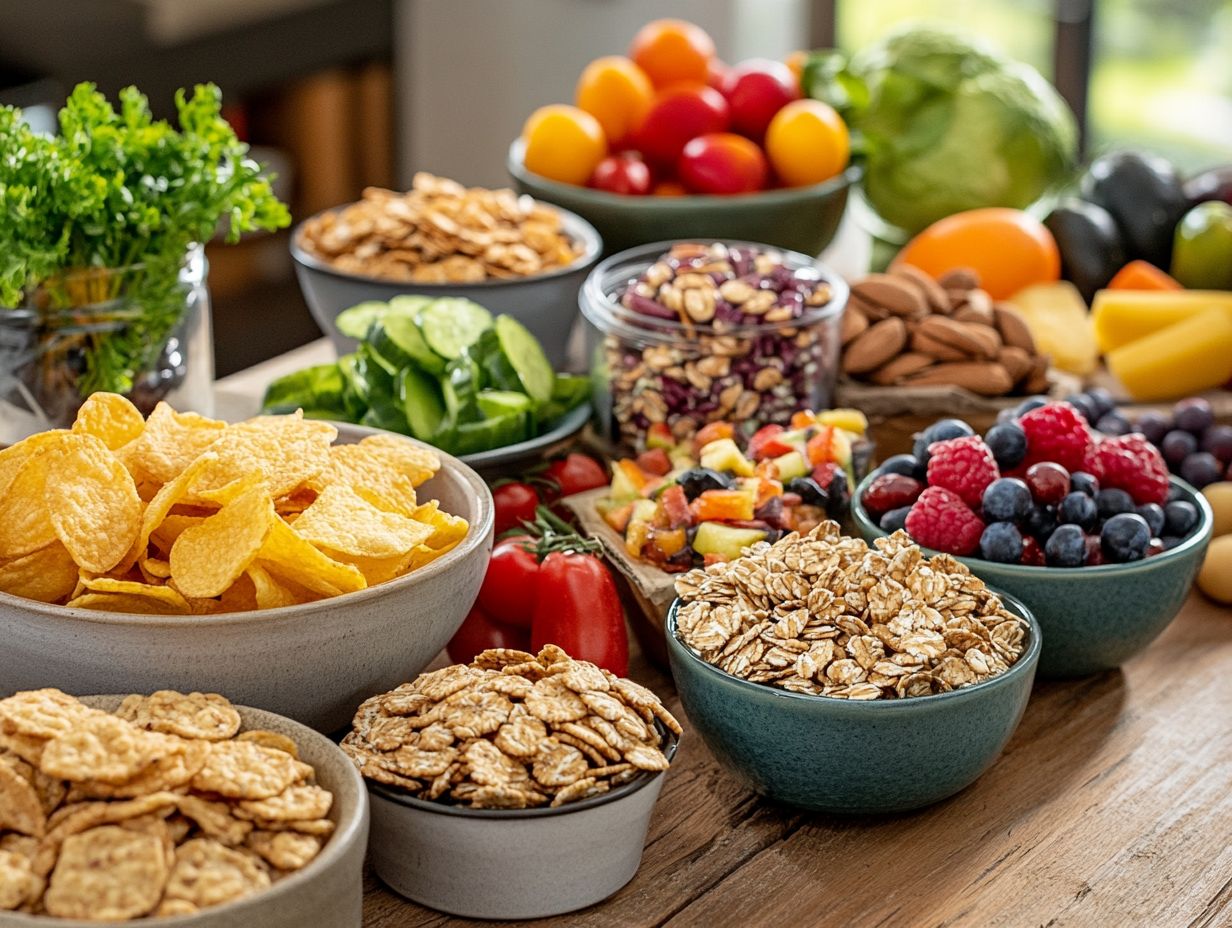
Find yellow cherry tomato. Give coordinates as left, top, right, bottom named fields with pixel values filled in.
left=575, top=56, right=654, bottom=145
left=765, top=99, right=850, bottom=187
left=521, top=105, right=607, bottom=186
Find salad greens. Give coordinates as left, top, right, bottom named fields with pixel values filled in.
left=0, top=83, right=290, bottom=396
left=262, top=298, right=590, bottom=456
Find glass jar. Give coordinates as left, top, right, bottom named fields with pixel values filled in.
left=580, top=240, right=847, bottom=453
left=0, top=247, right=214, bottom=444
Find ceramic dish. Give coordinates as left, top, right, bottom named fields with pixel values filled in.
left=0, top=424, right=494, bottom=732
left=291, top=204, right=601, bottom=366
left=851, top=474, right=1214, bottom=677
left=666, top=594, right=1039, bottom=813
left=458, top=401, right=590, bottom=478
left=0, top=696, right=369, bottom=928
left=365, top=726, right=679, bottom=919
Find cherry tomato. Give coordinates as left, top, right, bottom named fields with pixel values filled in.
left=894, top=208, right=1061, bottom=300
left=629, top=19, right=715, bottom=89
left=635, top=85, right=729, bottom=168
left=678, top=132, right=767, bottom=195
left=653, top=180, right=688, bottom=197
left=706, top=58, right=731, bottom=92
left=475, top=535, right=540, bottom=627
left=575, top=56, right=654, bottom=146
left=720, top=59, right=799, bottom=141
left=521, top=104, right=607, bottom=186
left=543, top=453, right=608, bottom=497
left=764, top=99, right=849, bottom=187
left=531, top=551, right=628, bottom=676
left=492, top=481, right=540, bottom=536
left=589, top=153, right=653, bottom=196
left=446, top=606, right=530, bottom=665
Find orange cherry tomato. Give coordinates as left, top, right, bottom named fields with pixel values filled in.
left=653, top=180, right=688, bottom=197
left=629, top=19, right=715, bottom=89
left=784, top=50, right=807, bottom=91
left=678, top=132, right=767, bottom=195
left=895, top=208, right=1061, bottom=300
left=521, top=104, right=607, bottom=186
left=575, top=56, right=654, bottom=146
left=765, top=99, right=849, bottom=187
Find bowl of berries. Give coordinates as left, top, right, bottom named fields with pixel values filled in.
left=851, top=398, right=1214, bottom=677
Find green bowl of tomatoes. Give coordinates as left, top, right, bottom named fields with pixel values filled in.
left=509, top=140, right=859, bottom=257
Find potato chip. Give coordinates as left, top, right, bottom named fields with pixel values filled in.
left=0, top=542, right=80, bottom=603
left=256, top=519, right=366, bottom=596
left=71, top=393, right=145, bottom=451
left=318, top=443, right=423, bottom=509
left=138, top=558, right=172, bottom=582
left=43, top=825, right=169, bottom=920
left=0, top=440, right=61, bottom=559
left=149, top=515, right=205, bottom=553
left=0, top=430, right=68, bottom=499
left=77, top=577, right=190, bottom=613
left=215, top=572, right=260, bottom=613
left=336, top=549, right=418, bottom=586
left=169, top=484, right=275, bottom=598
left=357, top=433, right=440, bottom=486
left=410, top=500, right=470, bottom=551
left=42, top=433, right=141, bottom=573
left=245, top=563, right=301, bottom=610
left=187, top=412, right=336, bottom=501
left=290, top=483, right=433, bottom=558
left=115, top=402, right=227, bottom=486
left=65, top=592, right=192, bottom=615
left=133, top=453, right=218, bottom=558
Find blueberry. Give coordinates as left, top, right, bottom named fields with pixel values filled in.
left=1013, top=396, right=1049, bottom=419
left=877, top=453, right=924, bottom=480
left=982, top=478, right=1032, bottom=522
left=1085, top=387, right=1116, bottom=421
left=880, top=506, right=911, bottom=533
left=980, top=522, right=1024, bottom=564
left=1101, top=513, right=1151, bottom=563
left=1173, top=397, right=1214, bottom=434
left=1058, top=492, right=1098, bottom=530
left=1163, top=500, right=1199, bottom=537
left=1135, top=411, right=1171, bottom=446
left=785, top=477, right=828, bottom=508
left=1180, top=452, right=1223, bottom=489
left=1025, top=504, right=1058, bottom=540
left=984, top=422, right=1028, bottom=470
left=996, top=407, right=1018, bottom=424
left=1161, top=430, right=1197, bottom=467
left=1095, top=412, right=1131, bottom=436
left=1167, top=482, right=1186, bottom=502
left=1070, top=471, right=1100, bottom=497
left=1161, top=534, right=1186, bottom=550
left=1096, top=488, right=1135, bottom=520
left=912, top=418, right=975, bottom=465
left=1135, top=503, right=1165, bottom=537
left=1202, top=424, right=1232, bottom=464
left=1065, top=393, right=1098, bottom=424
left=1045, top=524, right=1087, bottom=567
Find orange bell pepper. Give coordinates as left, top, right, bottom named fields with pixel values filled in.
left=615, top=459, right=649, bottom=491
left=689, top=489, right=755, bottom=522
left=1107, top=260, right=1183, bottom=291
left=806, top=425, right=836, bottom=465
left=790, top=410, right=818, bottom=429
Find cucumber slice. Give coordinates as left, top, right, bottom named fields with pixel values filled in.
left=474, top=328, right=523, bottom=394
left=361, top=391, right=411, bottom=434
left=450, top=413, right=532, bottom=455
left=261, top=363, right=348, bottom=416
left=493, top=315, right=553, bottom=405
left=357, top=345, right=396, bottom=399
left=538, top=373, right=590, bottom=424
left=476, top=390, right=534, bottom=420
left=441, top=356, right=481, bottom=425
left=387, top=295, right=433, bottom=319
left=334, top=301, right=389, bottom=340
left=397, top=367, right=446, bottom=440
left=338, top=352, right=371, bottom=404
left=370, top=314, right=445, bottom=375
left=418, top=298, right=493, bottom=360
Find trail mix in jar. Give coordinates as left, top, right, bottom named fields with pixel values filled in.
left=603, top=242, right=843, bottom=451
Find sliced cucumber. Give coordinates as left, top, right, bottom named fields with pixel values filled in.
left=477, top=390, right=534, bottom=420
left=419, top=298, right=493, bottom=360
left=474, top=327, right=523, bottom=394
left=361, top=391, right=411, bottom=434
left=397, top=367, right=446, bottom=440
left=538, top=373, right=590, bottom=424
left=262, top=363, right=347, bottom=415
left=357, top=345, right=396, bottom=400
left=441, top=356, right=481, bottom=425
left=387, top=295, right=433, bottom=319
left=493, top=315, right=553, bottom=405
left=449, top=413, right=532, bottom=455
left=334, top=301, right=389, bottom=340
left=371, top=313, right=445, bottom=375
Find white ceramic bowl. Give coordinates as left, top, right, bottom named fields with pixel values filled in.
left=0, top=425, right=494, bottom=732
left=0, top=696, right=369, bottom=928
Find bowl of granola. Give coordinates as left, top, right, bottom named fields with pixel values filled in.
left=665, top=524, right=1040, bottom=813
left=292, top=173, right=602, bottom=366
left=341, top=646, right=681, bottom=919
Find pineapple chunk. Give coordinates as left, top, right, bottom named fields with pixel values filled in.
left=816, top=408, right=868, bottom=435
left=693, top=522, right=767, bottom=560
left=699, top=438, right=755, bottom=477
left=1004, top=281, right=1099, bottom=375
left=772, top=451, right=808, bottom=481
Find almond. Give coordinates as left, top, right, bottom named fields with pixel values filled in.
left=842, top=317, right=908, bottom=375
left=1024, top=354, right=1051, bottom=394
left=993, top=303, right=1036, bottom=353
left=840, top=306, right=869, bottom=346
left=903, top=361, right=1014, bottom=396
left=951, top=289, right=995, bottom=325
left=997, top=346, right=1033, bottom=383
left=851, top=274, right=927, bottom=319
left=957, top=321, right=1001, bottom=359
left=910, top=316, right=986, bottom=361
left=868, top=352, right=935, bottom=386
left=937, top=267, right=980, bottom=291
left=849, top=292, right=890, bottom=322
left=891, top=264, right=950, bottom=314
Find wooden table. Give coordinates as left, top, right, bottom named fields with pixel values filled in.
left=218, top=353, right=1232, bottom=928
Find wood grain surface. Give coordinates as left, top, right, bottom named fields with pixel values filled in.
left=360, top=593, right=1232, bottom=928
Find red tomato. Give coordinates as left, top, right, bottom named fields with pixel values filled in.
left=531, top=552, right=628, bottom=676
left=677, top=132, right=767, bottom=195
left=635, top=448, right=671, bottom=476
left=475, top=535, right=540, bottom=627
left=491, top=482, right=540, bottom=536
left=706, top=58, right=731, bottom=92
left=635, top=85, right=729, bottom=168
left=446, top=606, right=530, bottom=665
left=544, top=453, right=609, bottom=497
left=747, top=424, right=794, bottom=460
left=589, top=153, right=653, bottom=195
left=721, top=59, right=799, bottom=141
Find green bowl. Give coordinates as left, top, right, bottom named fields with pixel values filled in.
left=666, top=593, right=1039, bottom=813
left=851, top=474, right=1214, bottom=678
left=507, top=140, right=859, bottom=256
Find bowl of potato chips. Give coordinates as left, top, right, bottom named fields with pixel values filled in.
left=0, top=395, right=494, bottom=732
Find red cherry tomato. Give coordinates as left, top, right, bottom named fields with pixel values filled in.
left=531, top=551, right=628, bottom=676
left=589, top=153, right=653, bottom=195
left=491, top=482, right=540, bottom=536
left=543, top=453, right=609, bottom=497
left=475, top=535, right=540, bottom=627
left=706, top=58, right=731, bottom=92
left=635, top=85, right=729, bottom=168
left=677, top=132, right=767, bottom=195
left=446, top=606, right=530, bottom=665
left=721, top=58, right=799, bottom=141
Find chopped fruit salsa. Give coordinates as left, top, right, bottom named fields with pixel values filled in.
left=597, top=409, right=869, bottom=570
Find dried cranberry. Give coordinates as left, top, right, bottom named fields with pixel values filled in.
left=861, top=474, right=924, bottom=515
left=1025, top=462, right=1070, bottom=505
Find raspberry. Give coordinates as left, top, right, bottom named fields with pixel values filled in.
left=1020, top=402, right=1091, bottom=472
left=925, top=436, right=999, bottom=508
left=1096, top=433, right=1170, bottom=506
left=1080, top=441, right=1106, bottom=481
left=905, top=486, right=985, bottom=556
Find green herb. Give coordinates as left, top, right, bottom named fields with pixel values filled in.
left=0, top=83, right=290, bottom=396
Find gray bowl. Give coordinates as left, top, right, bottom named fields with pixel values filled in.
left=291, top=204, right=602, bottom=367
left=366, top=728, right=678, bottom=919
left=0, top=424, right=494, bottom=732
left=0, top=696, right=369, bottom=928
left=666, top=594, right=1039, bottom=813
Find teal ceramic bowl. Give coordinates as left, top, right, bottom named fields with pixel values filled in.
left=665, top=594, right=1040, bottom=813
left=508, top=140, right=859, bottom=256
left=851, top=474, right=1214, bottom=678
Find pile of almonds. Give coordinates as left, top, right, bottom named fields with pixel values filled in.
left=840, top=266, right=1049, bottom=397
